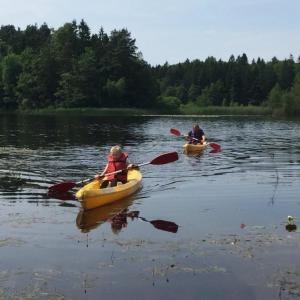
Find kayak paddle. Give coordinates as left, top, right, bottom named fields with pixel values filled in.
left=170, top=128, right=221, bottom=152
left=48, top=151, right=179, bottom=194
left=125, top=211, right=179, bottom=233
left=140, top=217, right=179, bottom=233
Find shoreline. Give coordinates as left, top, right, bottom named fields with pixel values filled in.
left=0, top=106, right=274, bottom=117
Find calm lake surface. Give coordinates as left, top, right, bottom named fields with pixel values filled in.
left=0, top=113, right=300, bottom=299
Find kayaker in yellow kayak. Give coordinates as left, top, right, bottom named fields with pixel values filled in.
left=95, top=145, right=136, bottom=189
left=187, top=124, right=206, bottom=144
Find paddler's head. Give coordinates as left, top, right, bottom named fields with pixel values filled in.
left=110, top=145, right=122, bottom=161
left=193, top=124, right=200, bottom=133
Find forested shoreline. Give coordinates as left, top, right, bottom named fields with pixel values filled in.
left=0, top=20, right=299, bottom=116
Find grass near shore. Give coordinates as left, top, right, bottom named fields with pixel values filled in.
left=180, top=103, right=272, bottom=116
left=1, top=105, right=273, bottom=116
left=14, top=107, right=153, bottom=116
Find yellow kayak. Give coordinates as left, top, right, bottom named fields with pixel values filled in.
left=183, top=142, right=207, bottom=153
left=75, top=169, right=142, bottom=210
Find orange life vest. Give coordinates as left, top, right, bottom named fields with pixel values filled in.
left=106, top=152, right=128, bottom=183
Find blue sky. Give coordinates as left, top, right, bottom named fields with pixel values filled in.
left=0, top=0, right=299, bottom=65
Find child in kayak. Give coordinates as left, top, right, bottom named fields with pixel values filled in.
left=95, top=145, right=135, bottom=189
left=187, top=124, right=206, bottom=144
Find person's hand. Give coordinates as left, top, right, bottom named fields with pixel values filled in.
left=95, top=174, right=104, bottom=180
left=127, top=164, right=139, bottom=170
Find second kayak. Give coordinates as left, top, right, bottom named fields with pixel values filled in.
left=75, top=169, right=142, bottom=210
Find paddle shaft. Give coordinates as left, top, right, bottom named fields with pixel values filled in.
left=182, top=133, right=204, bottom=144
left=73, top=162, right=149, bottom=186
left=97, top=161, right=150, bottom=179
left=180, top=133, right=206, bottom=144
left=170, top=128, right=204, bottom=142
left=87, top=151, right=178, bottom=183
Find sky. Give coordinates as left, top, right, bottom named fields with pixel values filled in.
left=0, top=0, right=299, bottom=65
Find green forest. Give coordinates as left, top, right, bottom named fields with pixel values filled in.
left=0, top=20, right=300, bottom=116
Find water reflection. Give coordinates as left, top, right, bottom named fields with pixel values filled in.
left=209, top=148, right=221, bottom=154
left=0, top=114, right=152, bottom=148
left=139, top=217, right=179, bottom=233
left=285, top=224, right=297, bottom=232
left=0, top=173, right=27, bottom=192
left=183, top=149, right=205, bottom=158
left=76, top=197, right=178, bottom=234
left=48, top=191, right=77, bottom=201
left=76, top=197, right=135, bottom=233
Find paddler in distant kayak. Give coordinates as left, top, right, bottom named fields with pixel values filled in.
left=187, top=124, right=206, bottom=144
left=95, top=145, right=136, bottom=189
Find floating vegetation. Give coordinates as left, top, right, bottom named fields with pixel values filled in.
left=269, top=268, right=300, bottom=297
left=0, top=238, right=26, bottom=247
left=32, top=269, right=62, bottom=282
left=151, top=264, right=226, bottom=277
left=0, top=286, right=66, bottom=300
left=180, top=265, right=226, bottom=274
left=0, top=269, right=66, bottom=299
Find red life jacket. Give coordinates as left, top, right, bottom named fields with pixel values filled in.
left=106, top=152, right=128, bottom=182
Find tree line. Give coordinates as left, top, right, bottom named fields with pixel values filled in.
left=0, top=20, right=299, bottom=115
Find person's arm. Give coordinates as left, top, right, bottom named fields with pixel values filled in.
left=95, top=163, right=108, bottom=179
left=185, top=131, right=192, bottom=141
left=198, top=129, right=205, bottom=144
left=126, top=158, right=131, bottom=169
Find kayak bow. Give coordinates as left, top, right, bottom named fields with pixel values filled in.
left=183, top=142, right=207, bottom=153
left=76, top=169, right=142, bottom=210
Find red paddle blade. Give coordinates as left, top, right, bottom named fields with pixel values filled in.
left=48, top=181, right=76, bottom=194
left=209, top=143, right=221, bottom=152
left=150, top=152, right=179, bottom=165
left=150, top=220, right=179, bottom=233
left=170, top=128, right=181, bottom=136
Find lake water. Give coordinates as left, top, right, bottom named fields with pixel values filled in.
left=0, top=113, right=300, bottom=299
